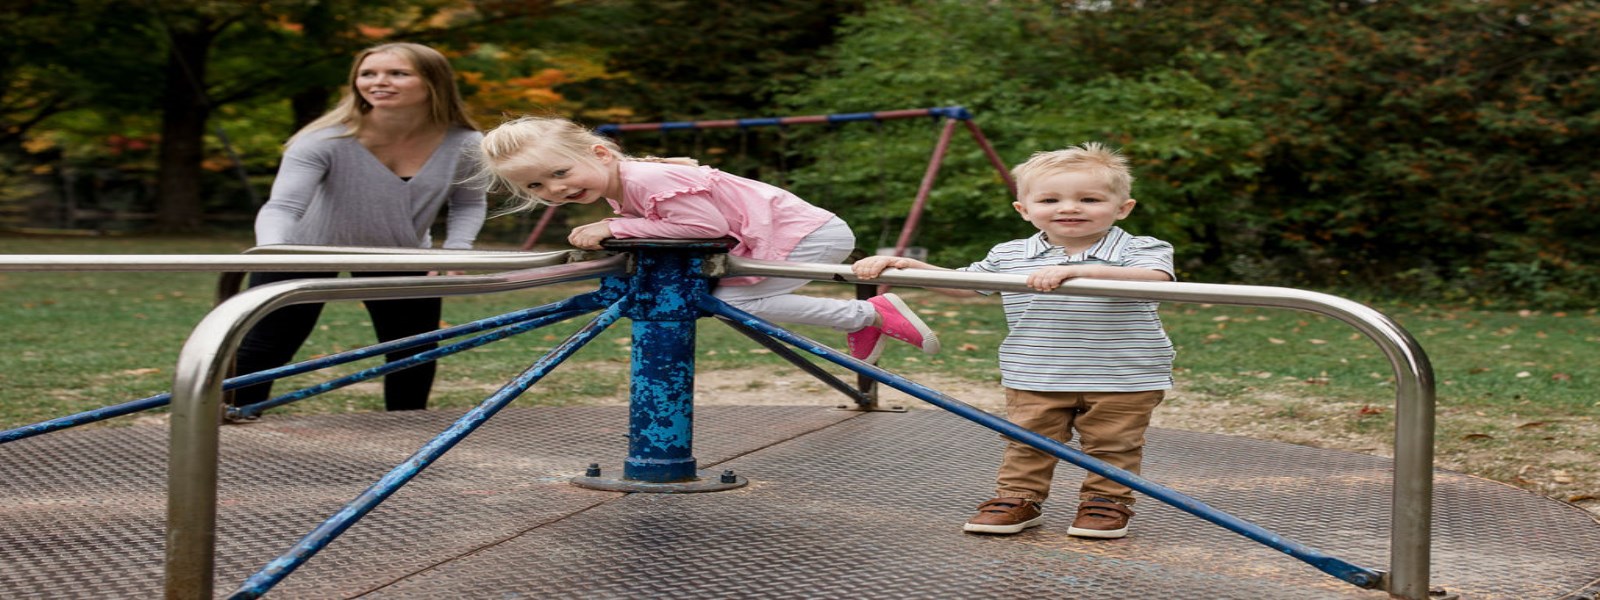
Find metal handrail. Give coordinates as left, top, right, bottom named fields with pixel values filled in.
left=163, top=254, right=628, bottom=598
left=0, top=246, right=1434, bottom=598
left=719, top=256, right=1436, bottom=599
left=0, top=246, right=574, bottom=272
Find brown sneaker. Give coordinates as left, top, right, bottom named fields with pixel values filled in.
left=1067, top=498, right=1134, bottom=539
left=962, top=497, right=1043, bottom=534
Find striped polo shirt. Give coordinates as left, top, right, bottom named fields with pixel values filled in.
left=959, top=227, right=1176, bottom=392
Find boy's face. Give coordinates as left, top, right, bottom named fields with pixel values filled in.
left=1013, top=170, right=1135, bottom=249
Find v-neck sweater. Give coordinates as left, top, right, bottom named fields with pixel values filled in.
left=254, top=125, right=486, bottom=249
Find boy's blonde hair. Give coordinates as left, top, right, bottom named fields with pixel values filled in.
left=1010, top=142, right=1134, bottom=201
left=475, top=115, right=695, bottom=214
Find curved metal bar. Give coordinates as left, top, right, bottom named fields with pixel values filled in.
left=227, top=300, right=630, bottom=600
left=722, top=256, right=1435, bottom=598
left=0, top=248, right=578, bottom=272
left=241, top=244, right=532, bottom=255
left=164, top=255, right=626, bottom=599
left=231, top=307, right=591, bottom=419
left=700, top=295, right=1385, bottom=587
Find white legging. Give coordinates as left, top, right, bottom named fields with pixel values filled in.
left=712, top=217, right=876, bottom=332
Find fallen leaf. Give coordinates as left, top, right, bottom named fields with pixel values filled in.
left=1569, top=494, right=1596, bottom=502
left=746, top=348, right=770, bottom=354
left=1552, top=470, right=1574, bottom=484
left=1212, top=315, right=1230, bottom=322
left=1205, top=333, right=1224, bottom=340
left=958, top=343, right=980, bottom=352
left=1552, top=373, right=1572, bottom=381
left=1468, top=367, right=1490, bottom=374
left=1357, top=405, right=1385, bottom=415
left=1516, top=371, right=1532, bottom=378
left=1460, top=433, right=1494, bottom=440
left=119, top=368, right=161, bottom=376
left=1515, top=421, right=1546, bottom=429
left=1308, top=338, right=1327, bottom=345
left=1268, top=337, right=1286, bottom=344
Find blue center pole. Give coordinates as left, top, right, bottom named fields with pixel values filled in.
left=616, top=240, right=725, bottom=482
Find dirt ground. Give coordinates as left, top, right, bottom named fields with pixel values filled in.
left=665, top=367, right=1600, bottom=519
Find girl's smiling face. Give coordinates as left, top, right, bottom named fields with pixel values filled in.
left=504, top=144, right=620, bottom=206
left=1013, top=169, right=1136, bottom=250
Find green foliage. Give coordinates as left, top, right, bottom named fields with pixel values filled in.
left=4, top=0, right=1599, bottom=306
left=554, top=0, right=867, bottom=123
left=780, top=1, right=1264, bottom=274
left=777, top=0, right=1600, bottom=307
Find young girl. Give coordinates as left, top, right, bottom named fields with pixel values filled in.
left=476, top=116, right=939, bottom=362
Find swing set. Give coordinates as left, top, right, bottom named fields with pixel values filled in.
left=516, top=106, right=1017, bottom=255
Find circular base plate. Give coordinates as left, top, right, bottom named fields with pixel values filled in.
left=570, top=468, right=748, bottom=493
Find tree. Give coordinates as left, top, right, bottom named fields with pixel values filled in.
left=781, top=0, right=1600, bottom=306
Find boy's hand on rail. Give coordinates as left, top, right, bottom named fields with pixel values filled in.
left=568, top=221, right=614, bottom=250
left=1025, top=266, right=1078, bottom=291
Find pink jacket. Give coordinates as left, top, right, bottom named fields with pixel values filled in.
left=605, top=161, right=836, bottom=285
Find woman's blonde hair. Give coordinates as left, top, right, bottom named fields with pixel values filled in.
left=1010, top=142, right=1135, bottom=201
left=289, top=42, right=478, bottom=146
left=476, top=115, right=695, bottom=214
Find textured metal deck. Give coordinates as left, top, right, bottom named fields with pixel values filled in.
left=3, top=405, right=1598, bottom=599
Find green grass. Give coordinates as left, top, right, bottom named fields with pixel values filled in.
left=3, top=235, right=1600, bottom=508
left=2, top=233, right=1595, bottom=431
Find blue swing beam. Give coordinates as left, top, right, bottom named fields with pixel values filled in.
left=0, top=241, right=1435, bottom=599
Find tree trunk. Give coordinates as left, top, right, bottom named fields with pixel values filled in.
left=154, top=22, right=217, bottom=232
left=291, top=87, right=331, bottom=131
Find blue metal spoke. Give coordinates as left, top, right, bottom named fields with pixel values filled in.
left=1, top=297, right=595, bottom=444
left=230, top=308, right=590, bottom=419
left=227, top=298, right=630, bottom=599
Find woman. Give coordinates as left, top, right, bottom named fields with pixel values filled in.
left=233, top=42, right=485, bottom=412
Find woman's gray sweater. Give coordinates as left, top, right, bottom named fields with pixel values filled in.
left=254, top=125, right=486, bottom=250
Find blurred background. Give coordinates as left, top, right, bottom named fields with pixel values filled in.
left=3, top=0, right=1597, bottom=308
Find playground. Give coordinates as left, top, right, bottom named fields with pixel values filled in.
left=2, top=239, right=1598, bottom=599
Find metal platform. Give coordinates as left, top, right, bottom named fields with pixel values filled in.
left=3, top=405, right=1597, bottom=599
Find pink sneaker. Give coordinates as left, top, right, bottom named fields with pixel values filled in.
left=846, top=325, right=887, bottom=363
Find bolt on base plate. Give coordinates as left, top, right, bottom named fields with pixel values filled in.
left=570, top=468, right=748, bottom=493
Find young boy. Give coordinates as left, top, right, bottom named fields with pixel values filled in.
left=852, top=142, right=1175, bottom=539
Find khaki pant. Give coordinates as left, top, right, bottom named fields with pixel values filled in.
left=993, top=388, right=1165, bottom=506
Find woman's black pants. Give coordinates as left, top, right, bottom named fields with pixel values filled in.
left=231, top=271, right=441, bottom=411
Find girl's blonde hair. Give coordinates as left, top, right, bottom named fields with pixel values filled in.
left=1010, top=142, right=1135, bottom=201
left=289, top=42, right=478, bottom=146
left=476, top=115, right=696, bottom=214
